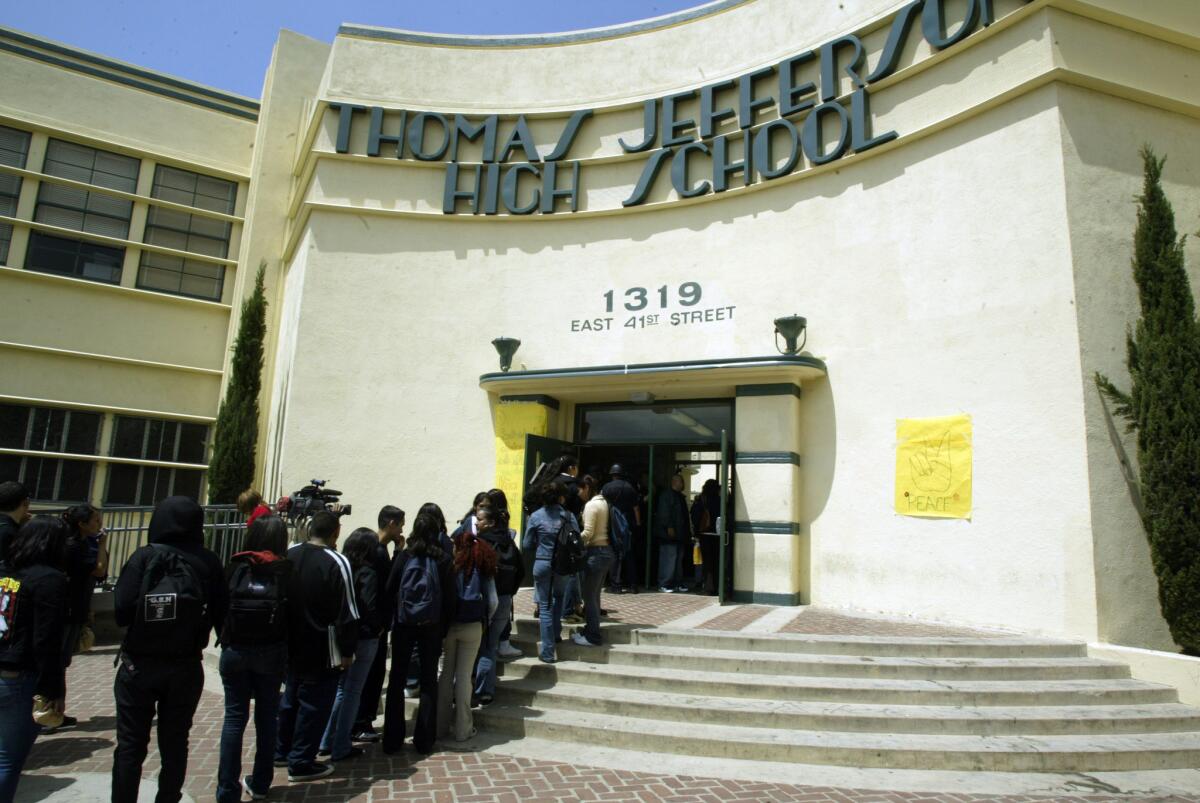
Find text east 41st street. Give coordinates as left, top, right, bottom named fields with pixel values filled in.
left=328, top=0, right=1015, bottom=215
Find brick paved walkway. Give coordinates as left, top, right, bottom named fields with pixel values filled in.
left=20, top=648, right=1196, bottom=803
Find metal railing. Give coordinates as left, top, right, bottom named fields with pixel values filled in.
left=97, top=505, right=247, bottom=588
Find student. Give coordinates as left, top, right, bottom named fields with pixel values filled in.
left=474, top=503, right=523, bottom=703
left=216, top=515, right=291, bottom=803
left=418, top=502, right=455, bottom=553
left=352, top=505, right=404, bottom=743
left=0, top=481, right=32, bottom=563
left=573, top=476, right=613, bottom=647
left=485, top=488, right=523, bottom=661
left=52, top=504, right=105, bottom=733
left=523, top=482, right=577, bottom=663
left=439, top=528, right=496, bottom=741
left=237, top=489, right=273, bottom=527
left=454, top=492, right=488, bottom=537
left=320, top=528, right=384, bottom=761
left=602, top=466, right=641, bottom=593
left=655, top=474, right=692, bottom=593
left=274, top=511, right=358, bottom=783
left=0, top=516, right=69, bottom=803
left=112, top=496, right=229, bottom=803
left=383, top=513, right=456, bottom=755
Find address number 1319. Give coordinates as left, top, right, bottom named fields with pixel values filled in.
left=604, top=282, right=702, bottom=312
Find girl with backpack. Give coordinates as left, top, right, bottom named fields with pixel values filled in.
left=55, top=503, right=105, bottom=732
left=0, top=516, right=69, bottom=803
left=319, top=528, right=384, bottom=762
left=216, top=514, right=291, bottom=803
left=472, top=504, right=524, bottom=705
left=522, top=481, right=579, bottom=663
left=383, top=513, right=456, bottom=755
left=439, top=528, right=497, bottom=741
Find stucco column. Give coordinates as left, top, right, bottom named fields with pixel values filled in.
left=733, top=383, right=804, bottom=605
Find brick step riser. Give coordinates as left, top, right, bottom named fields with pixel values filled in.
left=634, top=630, right=1089, bottom=659
left=499, top=662, right=1179, bottom=707
left=491, top=685, right=1200, bottom=736
left=507, top=637, right=1128, bottom=681
left=476, top=711, right=1200, bottom=772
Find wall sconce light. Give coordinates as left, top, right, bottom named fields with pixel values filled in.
left=491, top=337, right=521, bottom=372
left=774, top=315, right=808, bottom=355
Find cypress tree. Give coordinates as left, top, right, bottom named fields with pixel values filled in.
left=207, top=262, right=268, bottom=504
left=1096, top=147, right=1200, bottom=655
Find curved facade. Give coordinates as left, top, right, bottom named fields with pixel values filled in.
left=2, top=0, right=1199, bottom=647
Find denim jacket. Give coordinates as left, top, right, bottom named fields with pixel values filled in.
left=522, top=504, right=578, bottom=562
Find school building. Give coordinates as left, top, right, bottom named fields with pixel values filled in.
left=1, top=0, right=1198, bottom=650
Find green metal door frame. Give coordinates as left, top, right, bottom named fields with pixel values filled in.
left=718, top=428, right=731, bottom=605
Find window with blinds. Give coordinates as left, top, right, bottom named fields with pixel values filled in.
left=35, top=139, right=139, bottom=240
left=137, top=165, right=237, bottom=301
left=25, top=231, right=124, bottom=283
left=0, top=125, right=31, bottom=264
left=0, top=403, right=101, bottom=503
left=104, top=415, right=208, bottom=505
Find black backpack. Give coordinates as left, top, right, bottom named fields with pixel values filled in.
left=552, top=513, right=586, bottom=576
left=221, top=559, right=287, bottom=646
left=127, top=544, right=209, bottom=656
left=491, top=534, right=521, bottom=596
left=396, top=554, right=441, bottom=626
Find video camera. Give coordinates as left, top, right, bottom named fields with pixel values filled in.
left=280, top=479, right=352, bottom=522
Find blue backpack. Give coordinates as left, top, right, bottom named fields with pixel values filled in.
left=455, top=568, right=485, bottom=623
left=396, top=555, right=441, bottom=626
left=608, top=503, right=631, bottom=555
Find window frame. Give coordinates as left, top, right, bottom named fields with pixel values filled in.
left=24, top=231, right=125, bottom=284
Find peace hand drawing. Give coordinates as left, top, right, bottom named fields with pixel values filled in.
left=908, top=431, right=953, bottom=493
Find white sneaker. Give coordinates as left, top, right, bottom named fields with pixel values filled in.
left=659, top=586, right=674, bottom=593
left=571, top=632, right=598, bottom=647
left=403, top=685, right=419, bottom=698
left=497, top=641, right=523, bottom=660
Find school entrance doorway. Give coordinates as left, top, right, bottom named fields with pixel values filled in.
left=524, top=399, right=737, bottom=603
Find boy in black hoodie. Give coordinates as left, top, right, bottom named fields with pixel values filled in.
left=273, top=510, right=359, bottom=782
left=111, top=496, right=228, bottom=803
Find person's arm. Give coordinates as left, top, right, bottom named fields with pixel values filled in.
left=205, top=552, right=230, bottom=636
left=581, top=501, right=597, bottom=547
left=33, top=572, right=69, bottom=701
left=112, top=547, right=148, bottom=627
left=521, top=514, right=537, bottom=553
left=91, top=532, right=109, bottom=579
left=485, top=576, right=498, bottom=622
left=332, top=563, right=359, bottom=667
left=386, top=551, right=405, bottom=602
left=359, top=568, right=382, bottom=635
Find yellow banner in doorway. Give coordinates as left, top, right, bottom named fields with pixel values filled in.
left=492, top=400, right=551, bottom=530
left=895, top=414, right=972, bottom=519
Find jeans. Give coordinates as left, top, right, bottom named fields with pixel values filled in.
left=383, top=623, right=441, bottom=754
left=473, top=594, right=512, bottom=698
left=532, top=559, right=567, bottom=661
left=354, top=630, right=387, bottom=732
left=216, top=643, right=287, bottom=802
left=562, top=572, right=582, bottom=616
left=112, top=655, right=204, bottom=803
left=581, top=547, right=614, bottom=644
left=658, top=541, right=683, bottom=589
left=274, top=669, right=339, bottom=771
left=438, top=621, right=483, bottom=741
left=321, top=637, right=379, bottom=759
left=0, top=671, right=39, bottom=803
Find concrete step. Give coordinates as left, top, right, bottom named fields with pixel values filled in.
left=635, top=626, right=1088, bottom=659
left=498, top=657, right=1178, bottom=706
left=492, top=677, right=1200, bottom=735
left=474, top=703, right=1200, bottom=771
left=507, top=637, right=1129, bottom=681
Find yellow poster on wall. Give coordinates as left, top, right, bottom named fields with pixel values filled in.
left=895, top=414, right=972, bottom=519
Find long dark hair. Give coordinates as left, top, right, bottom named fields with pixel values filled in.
left=462, top=491, right=487, bottom=523
left=485, top=488, right=511, bottom=530
left=6, top=515, right=69, bottom=571
left=62, top=503, right=99, bottom=538
left=417, top=502, right=447, bottom=535
left=406, top=513, right=445, bottom=560
left=342, top=527, right=379, bottom=571
left=243, top=514, right=288, bottom=558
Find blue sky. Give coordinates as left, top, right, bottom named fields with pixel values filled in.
left=1, top=0, right=708, bottom=98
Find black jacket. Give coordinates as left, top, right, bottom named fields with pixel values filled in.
left=285, top=541, right=359, bottom=675
left=353, top=563, right=383, bottom=639
left=371, top=540, right=395, bottom=632
left=0, top=513, right=20, bottom=564
left=0, top=562, right=68, bottom=699
left=114, top=496, right=228, bottom=658
left=64, top=534, right=98, bottom=625
left=479, top=527, right=524, bottom=596
left=387, top=547, right=457, bottom=637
